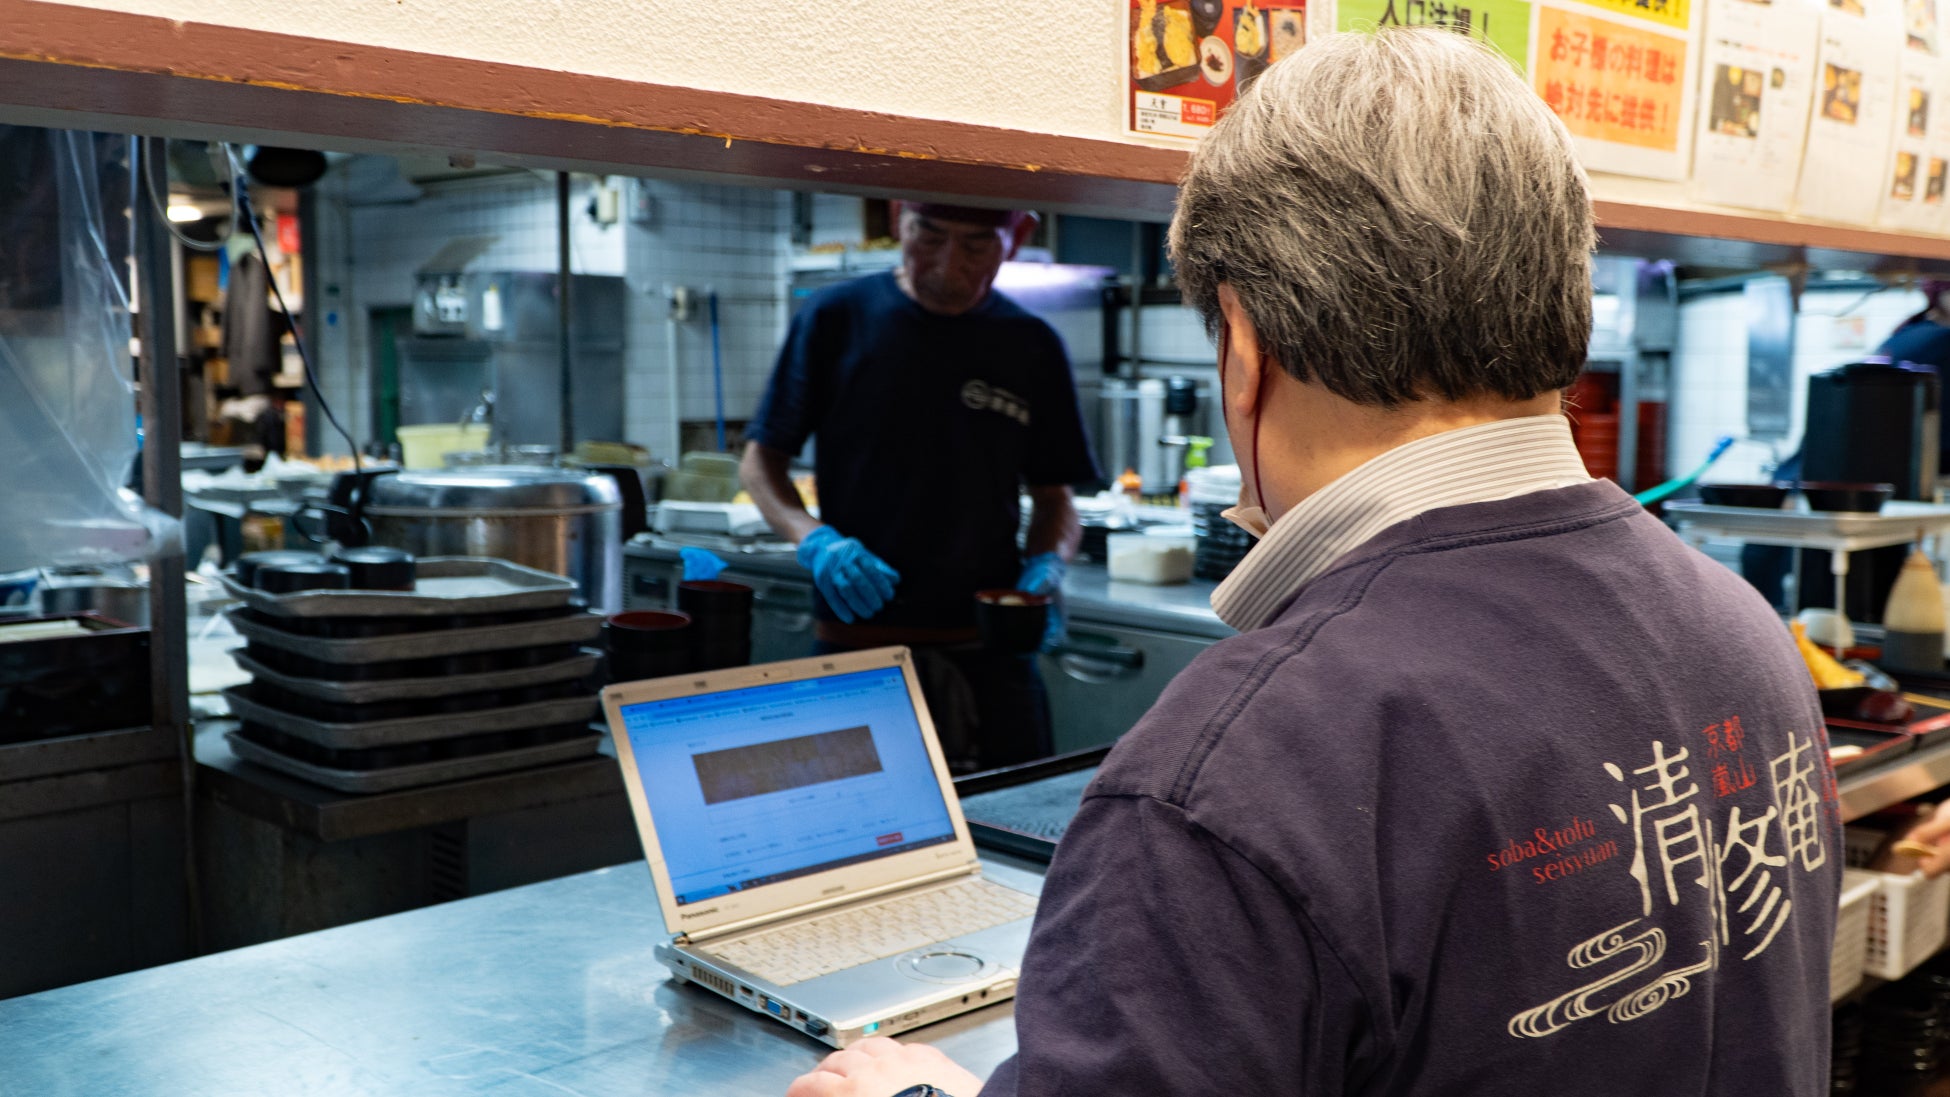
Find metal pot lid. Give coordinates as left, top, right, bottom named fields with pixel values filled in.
left=364, top=466, right=621, bottom=512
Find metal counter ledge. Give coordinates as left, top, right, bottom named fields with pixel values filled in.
left=0, top=857, right=1043, bottom=1097
left=626, top=538, right=1235, bottom=641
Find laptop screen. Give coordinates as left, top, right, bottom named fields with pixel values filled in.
left=618, top=665, right=958, bottom=907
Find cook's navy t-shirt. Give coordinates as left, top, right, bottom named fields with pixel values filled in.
left=747, top=272, right=1101, bottom=629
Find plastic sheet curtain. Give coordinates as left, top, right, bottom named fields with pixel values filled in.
left=0, top=128, right=178, bottom=572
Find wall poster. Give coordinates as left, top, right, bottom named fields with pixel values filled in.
left=1531, top=3, right=1701, bottom=178
left=1128, top=0, right=1318, bottom=138
left=1877, top=0, right=1950, bottom=229
left=1793, top=0, right=1903, bottom=223
left=1336, top=0, right=1535, bottom=62
left=1690, top=0, right=1822, bottom=212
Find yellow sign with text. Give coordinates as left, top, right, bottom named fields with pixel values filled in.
left=1570, top=0, right=1689, bottom=30
left=1533, top=6, right=1690, bottom=151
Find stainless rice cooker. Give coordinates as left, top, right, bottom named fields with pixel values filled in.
left=360, top=466, right=623, bottom=611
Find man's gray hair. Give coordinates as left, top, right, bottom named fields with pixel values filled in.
left=1168, top=27, right=1596, bottom=407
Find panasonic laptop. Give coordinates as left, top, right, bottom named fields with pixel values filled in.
left=603, top=646, right=1038, bottom=1048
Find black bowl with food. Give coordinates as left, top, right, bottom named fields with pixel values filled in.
left=1796, top=481, right=1895, bottom=513
left=975, top=589, right=1051, bottom=655
left=1698, top=483, right=1791, bottom=508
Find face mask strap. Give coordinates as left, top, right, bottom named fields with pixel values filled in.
left=1219, top=317, right=1268, bottom=514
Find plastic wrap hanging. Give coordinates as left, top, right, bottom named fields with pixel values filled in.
left=0, top=129, right=179, bottom=573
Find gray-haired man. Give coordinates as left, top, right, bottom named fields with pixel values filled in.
left=788, top=27, right=1838, bottom=1097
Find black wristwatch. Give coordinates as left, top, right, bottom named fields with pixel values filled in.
left=889, top=1087, right=955, bottom=1097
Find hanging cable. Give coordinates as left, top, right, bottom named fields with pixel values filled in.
left=139, top=138, right=236, bottom=253
left=226, top=147, right=363, bottom=487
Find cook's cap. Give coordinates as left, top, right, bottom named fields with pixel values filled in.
left=901, top=201, right=1029, bottom=228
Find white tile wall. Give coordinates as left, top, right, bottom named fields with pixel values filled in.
left=623, top=181, right=791, bottom=464
left=1122, top=303, right=1213, bottom=367
left=1668, top=283, right=1927, bottom=484
left=309, top=159, right=789, bottom=464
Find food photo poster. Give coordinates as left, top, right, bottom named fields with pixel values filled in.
left=1691, top=0, right=1821, bottom=212
left=1128, top=0, right=1327, bottom=138
left=1794, top=0, right=1903, bottom=224
left=1876, top=0, right=1950, bottom=230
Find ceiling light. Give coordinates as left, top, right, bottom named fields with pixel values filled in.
left=166, top=201, right=202, bottom=223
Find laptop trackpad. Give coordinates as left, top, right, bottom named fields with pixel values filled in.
left=897, top=949, right=993, bottom=983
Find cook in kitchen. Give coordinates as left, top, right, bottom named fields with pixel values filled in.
left=739, top=202, right=1101, bottom=773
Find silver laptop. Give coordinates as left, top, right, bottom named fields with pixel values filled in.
left=602, top=646, right=1039, bottom=1048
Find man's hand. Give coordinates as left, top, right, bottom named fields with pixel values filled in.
left=798, top=525, right=901, bottom=623
left=1900, top=802, right=1950, bottom=877
left=1016, top=551, right=1067, bottom=652
left=784, top=1036, right=982, bottom=1097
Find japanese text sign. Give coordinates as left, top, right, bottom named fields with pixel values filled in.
left=1535, top=6, right=1691, bottom=151
left=1337, top=0, right=1534, bottom=68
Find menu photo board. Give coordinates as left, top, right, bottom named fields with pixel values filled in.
left=1871, top=0, right=1950, bottom=232
left=1128, top=0, right=1322, bottom=138
left=1793, top=0, right=1904, bottom=224
left=1690, top=0, right=1822, bottom=213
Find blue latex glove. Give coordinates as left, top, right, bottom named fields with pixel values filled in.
left=1016, top=551, right=1067, bottom=596
left=1017, top=551, right=1068, bottom=652
left=797, top=525, right=901, bottom=623
left=679, top=547, right=728, bottom=582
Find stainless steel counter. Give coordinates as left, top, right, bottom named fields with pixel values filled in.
left=625, top=538, right=1233, bottom=641
left=0, top=857, right=1038, bottom=1097
left=1058, top=561, right=1231, bottom=641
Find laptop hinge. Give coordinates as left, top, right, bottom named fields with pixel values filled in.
left=675, top=862, right=980, bottom=946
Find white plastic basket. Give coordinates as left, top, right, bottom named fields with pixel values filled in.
left=1844, top=826, right=1888, bottom=869
left=1857, top=867, right=1950, bottom=980
left=1833, top=871, right=1883, bottom=1002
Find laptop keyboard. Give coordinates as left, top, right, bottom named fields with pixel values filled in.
left=708, top=877, right=1037, bottom=987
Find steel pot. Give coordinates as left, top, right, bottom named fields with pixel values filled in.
left=359, top=466, right=623, bottom=611
left=36, top=568, right=150, bottom=627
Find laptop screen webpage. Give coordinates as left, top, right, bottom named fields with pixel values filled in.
left=618, top=666, right=958, bottom=907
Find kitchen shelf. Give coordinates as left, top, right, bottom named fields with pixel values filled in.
left=1839, top=737, right=1950, bottom=822
left=1666, top=502, right=1950, bottom=633
left=1665, top=502, right=1950, bottom=552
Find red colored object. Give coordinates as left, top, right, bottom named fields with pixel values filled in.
left=1572, top=410, right=1620, bottom=481
left=1634, top=401, right=1667, bottom=490
left=1565, top=371, right=1615, bottom=415
left=276, top=212, right=301, bottom=256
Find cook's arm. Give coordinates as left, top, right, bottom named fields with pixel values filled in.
left=742, top=440, right=896, bottom=622
left=1023, top=484, right=1082, bottom=562
left=740, top=441, right=823, bottom=546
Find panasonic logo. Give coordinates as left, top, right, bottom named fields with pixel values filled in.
left=821, top=885, right=845, bottom=896
left=679, top=907, right=720, bottom=920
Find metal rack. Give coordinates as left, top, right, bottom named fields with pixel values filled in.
left=1666, top=501, right=1950, bottom=639
left=1839, top=738, right=1950, bottom=821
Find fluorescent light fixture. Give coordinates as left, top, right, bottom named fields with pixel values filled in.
left=166, top=199, right=202, bottom=223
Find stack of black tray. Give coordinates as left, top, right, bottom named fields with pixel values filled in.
left=953, top=746, right=1111, bottom=863
left=220, top=557, right=604, bottom=793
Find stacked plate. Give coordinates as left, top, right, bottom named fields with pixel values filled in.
left=220, top=557, right=604, bottom=793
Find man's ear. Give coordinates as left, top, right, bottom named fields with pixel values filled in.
left=1217, top=284, right=1267, bottom=418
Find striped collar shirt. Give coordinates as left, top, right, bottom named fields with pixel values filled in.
left=1210, top=414, right=1594, bottom=632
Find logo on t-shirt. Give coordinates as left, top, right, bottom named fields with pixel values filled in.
left=1505, top=717, right=1834, bottom=1039
left=961, top=380, right=1031, bottom=427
